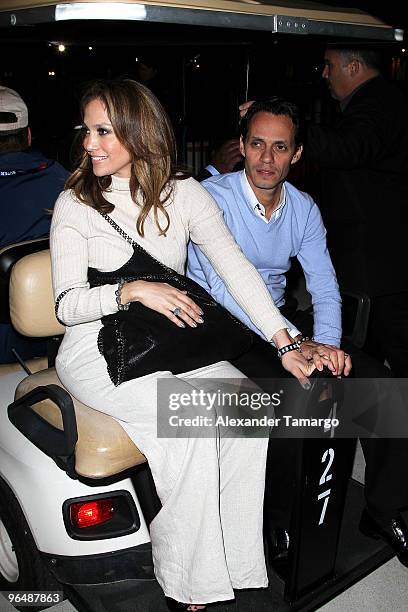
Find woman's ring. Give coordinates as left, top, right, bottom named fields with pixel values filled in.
left=172, top=307, right=182, bottom=317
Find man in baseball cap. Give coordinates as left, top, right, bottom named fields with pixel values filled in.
left=0, top=86, right=69, bottom=363
left=0, top=86, right=29, bottom=134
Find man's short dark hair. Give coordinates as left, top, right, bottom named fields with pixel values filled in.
left=0, top=127, right=30, bottom=153
left=327, top=43, right=383, bottom=72
left=240, top=97, right=302, bottom=147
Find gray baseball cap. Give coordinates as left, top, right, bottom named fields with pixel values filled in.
left=0, top=86, right=29, bottom=133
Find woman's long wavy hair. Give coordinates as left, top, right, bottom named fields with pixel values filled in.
left=66, top=79, right=180, bottom=237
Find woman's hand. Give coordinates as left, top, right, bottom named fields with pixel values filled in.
left=120, top=280, right=204, bottom=328
left=272, top=328, right=315, bottom=388
left=298, top=339, right=352, bottom=377
left=280, top=350, right=316, bottom=389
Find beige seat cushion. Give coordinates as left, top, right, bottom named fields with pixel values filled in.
left=15, top=368, right=146, bottom=478
left=10, top=250, right=65, bottom=338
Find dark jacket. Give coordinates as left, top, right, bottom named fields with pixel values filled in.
left=0, top=149, right=69, bottom=247
left=0, top=149, right=68, bottom=363
left=306, top=76, right=408, bottom=297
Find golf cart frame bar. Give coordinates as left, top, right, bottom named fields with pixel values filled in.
left=0, top=0, right=403, bottom=41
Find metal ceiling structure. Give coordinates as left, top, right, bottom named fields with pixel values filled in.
left=0, top=0, right=403, bottom=40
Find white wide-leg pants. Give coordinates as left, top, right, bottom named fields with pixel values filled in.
left=57, top=351, right=269, bottom=605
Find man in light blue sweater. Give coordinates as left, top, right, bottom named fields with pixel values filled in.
left=188, top=97, right=342, bottom=354
left=187, top=98, right=349, bottom=566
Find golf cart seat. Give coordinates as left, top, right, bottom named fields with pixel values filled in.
left=0, top=237, right=49, bottom=324
left=9, top=248, right=146, bottom=479
left=0, top=238, right=49, bottom=375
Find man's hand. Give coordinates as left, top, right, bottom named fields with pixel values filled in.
left=211, top=139, right=242, bottom=174
left=239, top=100, right=255, bottom=118
left=298, top=339, right=352, bottom=376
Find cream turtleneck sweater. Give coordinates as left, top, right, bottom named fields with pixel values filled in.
left=50, top=175, right=287, bottom=341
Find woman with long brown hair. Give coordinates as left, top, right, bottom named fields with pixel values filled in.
left=51, top=79, right=314, bottom=610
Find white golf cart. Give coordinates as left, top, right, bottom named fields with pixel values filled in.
left=0, top=2, right=403, bottom=611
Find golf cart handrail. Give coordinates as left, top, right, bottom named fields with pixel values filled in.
left=8, top=383, right=78, bottom=478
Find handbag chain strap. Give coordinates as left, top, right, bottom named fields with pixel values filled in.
left=99, top=211, right=137, bottom=248
left=98, top=211, right=189, bottom=288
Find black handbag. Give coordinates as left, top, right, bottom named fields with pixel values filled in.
left=88, top=213, right=253, bottom=386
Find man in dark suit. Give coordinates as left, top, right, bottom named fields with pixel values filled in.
left=306, top=44, right=408, bottom=378
left=304, top=44, right=408, bottom=566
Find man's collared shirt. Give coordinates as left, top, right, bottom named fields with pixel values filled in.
left=242, top=171, right=286, bottom=223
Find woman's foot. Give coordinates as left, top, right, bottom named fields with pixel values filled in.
left=166, top=597, right=206, bottom=610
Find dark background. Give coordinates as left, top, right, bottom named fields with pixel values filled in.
left=315, top=0, right=407, bottom=29
left=1, top=2, right=407, bottom=171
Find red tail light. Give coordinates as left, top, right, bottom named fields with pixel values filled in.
left=70, top=498, right=114, bottom=528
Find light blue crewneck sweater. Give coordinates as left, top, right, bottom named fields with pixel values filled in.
left=187, top=170, right=341, bottom=346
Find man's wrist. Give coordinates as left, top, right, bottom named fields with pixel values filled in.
left=294, top=334, right=310, bottom=344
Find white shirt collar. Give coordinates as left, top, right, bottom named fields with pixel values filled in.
left=240, top=170, right=286, bottom=223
